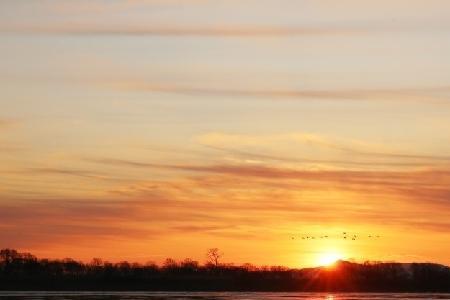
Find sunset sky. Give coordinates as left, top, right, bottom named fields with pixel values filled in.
left=1, top=0, right=450, bottom=268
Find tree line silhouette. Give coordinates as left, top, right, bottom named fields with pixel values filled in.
left=1, top=248, right=449, bottom=292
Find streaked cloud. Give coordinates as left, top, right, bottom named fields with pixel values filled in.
left=89, top=156, right=450, bottom=205
left=2, top=164, right=449, bottom=251
left=26, top=167, right=125, bottom=181
left=0, top=25, right=351, bottom=37
left=200, top=144, right=440, bottom=168
left=115, top=82, right=450, bottom=102
left=2, top=157, right=449, bottom=263
left=197, top=132, right=450, bottom=163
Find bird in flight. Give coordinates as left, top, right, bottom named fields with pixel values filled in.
left=292, top=232, right=381, bottom=241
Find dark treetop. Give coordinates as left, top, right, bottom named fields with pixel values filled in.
left=1, top=249, right=449, bottom=292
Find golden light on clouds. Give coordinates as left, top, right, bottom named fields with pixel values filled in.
left=0, top=0, right=450, bottom=268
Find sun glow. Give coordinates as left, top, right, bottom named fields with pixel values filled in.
left=317, top=252, right=343, bottom=267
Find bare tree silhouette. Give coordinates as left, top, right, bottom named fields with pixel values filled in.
left=1, top=248, right=449, bottom=292
left=206, top=248, right=223, bottom=267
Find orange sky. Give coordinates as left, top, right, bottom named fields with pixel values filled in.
left=0, top=0, right=450, bottom=268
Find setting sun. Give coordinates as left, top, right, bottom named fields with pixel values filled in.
left=317, top=252, right=343, bottom=267
left=1, top=0, right=450, bottom=282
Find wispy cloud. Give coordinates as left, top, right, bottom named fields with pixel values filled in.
left=114, top=83, right=450, bottom=102
left=2, top=159, right=449, bottom=258
left=0, top=193, right=282, bottom=253
left=107, top=164, right=450, bottom=231
left=201, top=144, right=441, bottom=168
left=90, top=157, right=450, bottom=204
left=26, top=167, right=125, bottom=181
left=0, top=24, right=351, bottom=37
left=197, top=132, right=450, bottom=164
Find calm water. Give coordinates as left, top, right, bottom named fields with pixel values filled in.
left=0, top=292, right=449, bottom=300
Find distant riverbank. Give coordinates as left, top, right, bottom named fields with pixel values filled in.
left=1, top=249, right=450, bottom=292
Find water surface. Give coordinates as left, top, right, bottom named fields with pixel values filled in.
left=0, top=292, right=449, bottom=300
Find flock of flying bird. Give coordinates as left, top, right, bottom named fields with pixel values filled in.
left=291, top=232, right=381, bottom=241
